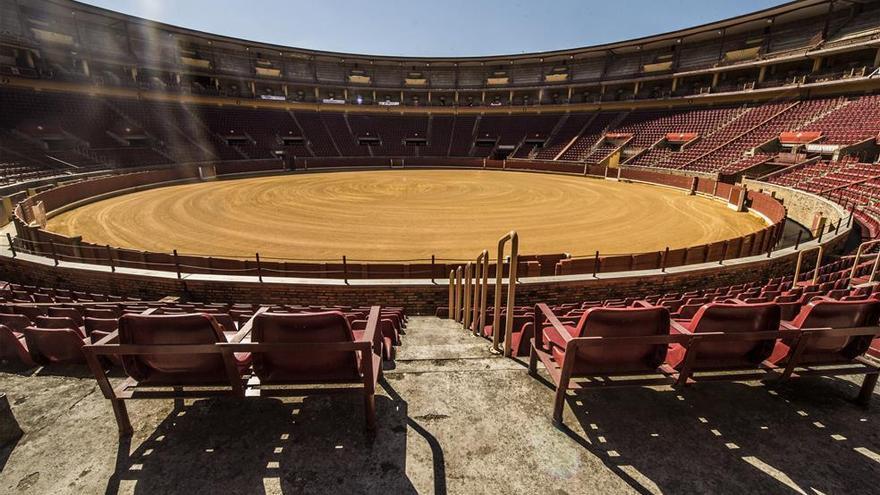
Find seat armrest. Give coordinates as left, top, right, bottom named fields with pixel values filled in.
left=90, top=329, right=119, bottom=346
left=779, top=321, right=798, bottom=331
left=631, top=300, right=655, bottom=308
left=231, top=306, right=268, bottom=343
left=670, top=320, right=693, bottom=335
left=536, top=303, right=573, bottom=345
left=357, top=306, right=382, bottom=353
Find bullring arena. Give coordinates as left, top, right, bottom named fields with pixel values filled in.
left=3, top=1, right=880, bottom=494
left=46, top=170, right=766, bottom=260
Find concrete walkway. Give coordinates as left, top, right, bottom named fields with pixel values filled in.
left=1, top=317, right=879, bottom=494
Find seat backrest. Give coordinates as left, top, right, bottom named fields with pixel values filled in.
left=85, top=307, right=120, bottom=319
left=566, top=306, right=670, bottom=374
left=251, top=311, right=359, bottom=383
left=23, top=327, right=86, bottom=364
left=12, top=306, right=46, bottom=322
left=0, top=313, right=32, bottom=333
left=48, top=307, right=83, bottom=326
left=688, top=302, right=781, bottom=366
left=35, top=316, right=79, bottom=331
left=118, top=313, right=229, bottom=384
left=789, top=300, right=880, bottom=359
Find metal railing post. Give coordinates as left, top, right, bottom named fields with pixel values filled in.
left=455, top=266, right=463, bottom=322
left=463, top=262, right=473, bottom=331
left=470, top=256, right=481, bottom=335
left=794, top=230, right=803, bottom=250
left=593, top=250, right=599, bottom=278
left=431, top=255, right=436, bottom=284
left=342, top=255, right=349, bottom=284
left=448, top=269, right=455, bottom=320
left=173, top=249, right=182, bottom=279
left=106, top=245, right=115, bottom=273
left=661, top=246, right=669, bottom=272
left=49, top=240, right=58, bottom=266
left=255, top=252, right=263, bottom=283
left=491, top=231, right=519, bottom=356
left=475, top=250, right=489, bottom=337
left=6, top=233, right=15, bottom=258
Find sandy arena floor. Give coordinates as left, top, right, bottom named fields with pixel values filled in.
left=46, top=170, right=766, bottom=261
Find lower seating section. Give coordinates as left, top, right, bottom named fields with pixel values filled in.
left=0, top=279, right=407, bottom=431
left=528, top=296, right=879, bottom=425
left=436, top=255, right=880, bottom=424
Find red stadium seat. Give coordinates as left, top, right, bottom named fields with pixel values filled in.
left=117, top=313, right=250, bottom=385
left=0, top=324, right=35, bottom=367
left=250, top=310, right=382, bottom=429
left=528, top=304, right=683, bottom=425
left=23, top=326, right=88, bottom=365
left=666, top=302, right=782, bottom=382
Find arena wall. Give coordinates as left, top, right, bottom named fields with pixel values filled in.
left=9, top=164, right=787, bottom=280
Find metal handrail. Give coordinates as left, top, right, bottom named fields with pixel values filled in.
left=447, top=270, right=455, bottom=320
left=793, top=245, right=824, bottom=286
left=472, top=250, right=489, bottom=337
left=454, top=266, right=463, bottom=323
left=463, top=262, right=473, bottom=331
left=848, top=239, right=880, bottom=284
left=491, top=231, right=519, bottom=356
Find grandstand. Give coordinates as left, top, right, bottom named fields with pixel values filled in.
left=2, top=0, right=880, bottom=493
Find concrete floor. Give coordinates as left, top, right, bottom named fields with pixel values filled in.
left=1, top=316, right=879, bottom=494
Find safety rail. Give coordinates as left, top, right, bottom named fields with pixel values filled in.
left=5, top=235, right=473, bottom=283
left=793, top=245, right=824, bottom=286
left=493, top=231, right=519, bottom=356
left=447, top=233, right=518, bottom=356
left=848, top=239, right=880, bottom=285
left=472, top=250, right=489, bottom=337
